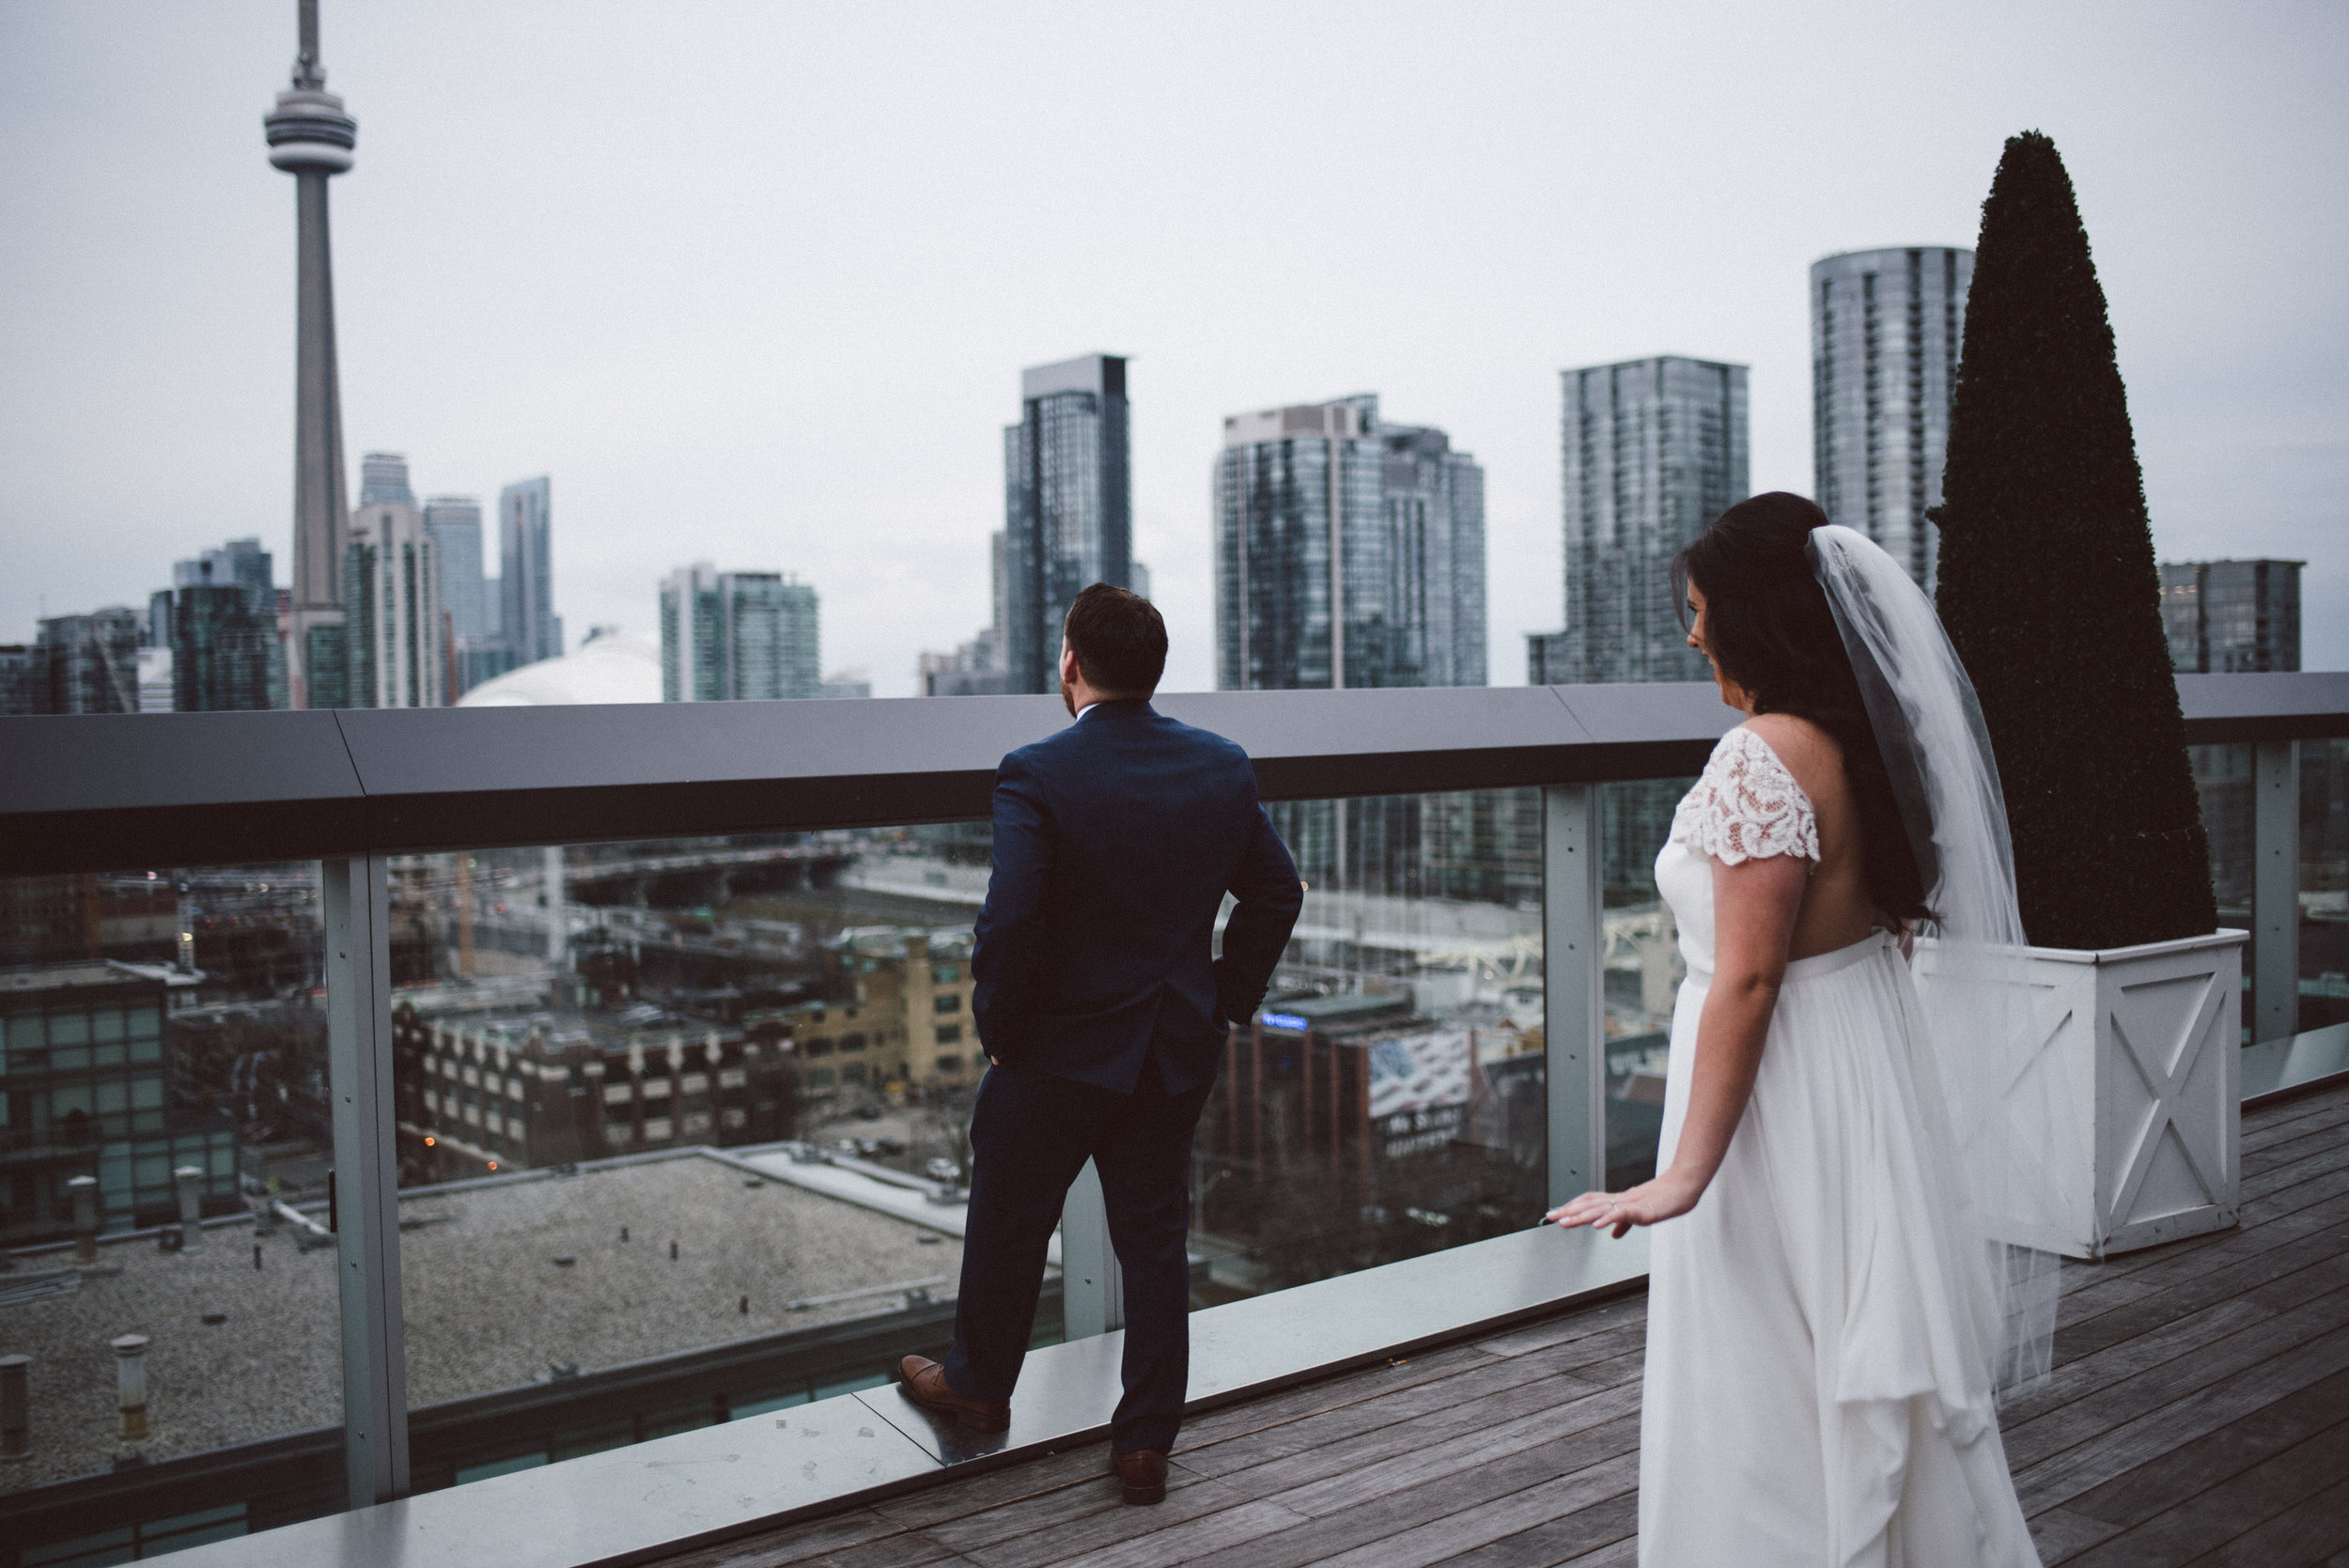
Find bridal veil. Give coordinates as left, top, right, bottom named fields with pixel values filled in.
left=1807, top=522, right=2065, bottom=1400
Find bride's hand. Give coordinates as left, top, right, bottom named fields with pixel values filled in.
left=1545, top=1170, right=1704, bottom=1238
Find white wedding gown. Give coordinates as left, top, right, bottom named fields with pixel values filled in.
left=1639, top=726, right=2041, bottom=1567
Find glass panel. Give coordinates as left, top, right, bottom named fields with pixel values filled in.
left=1597, top=778, right=1698, bottom=1189
left=2304, top=738, right=2349, bottom=1034
left=1200, top=789, right=1547, bottom=1299
left=398, top=831, right=995, bottom=1491
left=0, top=862, right=338, bottom=1565
left=2190, top=743, right=2256, bottom=1039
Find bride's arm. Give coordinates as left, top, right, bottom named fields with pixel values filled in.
left=1550, top=851, right=1807, bottom=1237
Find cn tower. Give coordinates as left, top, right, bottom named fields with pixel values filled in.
left=263, top=0, right=357, bottom=708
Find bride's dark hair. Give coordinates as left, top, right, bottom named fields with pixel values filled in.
left=1672, top=491, right=1930, bottom=924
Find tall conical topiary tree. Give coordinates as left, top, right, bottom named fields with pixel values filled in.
left=1936, top=131, right=2216, bottom=951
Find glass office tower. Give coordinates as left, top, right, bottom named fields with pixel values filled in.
left=343, top=496, right=443, bottom=708
left=2162, top=559, right=2304, bottom=675
left=1811, top=246, right=1971, bottom=592
left=660, top=565, right=822, bottom=702
left=423, top=497, right=490, bottom=640
left=1542, top=355, right=1748, bottom=687
left=1214, top=396, right=1392, bottom=692
left=1002, top=354, right=1131, bottom=692
left=1380, top=422, right=1486, bottom=689
left=500, top=476, right=560, bottom=666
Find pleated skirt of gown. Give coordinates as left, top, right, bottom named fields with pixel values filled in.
left=1638, top=931, right=2042, bottom=1568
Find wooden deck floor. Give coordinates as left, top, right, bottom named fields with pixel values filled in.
left=668, top=1082, right=2349, bottom=1568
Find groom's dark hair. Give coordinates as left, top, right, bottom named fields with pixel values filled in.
left=1064, top=583, right=1167, bottom=697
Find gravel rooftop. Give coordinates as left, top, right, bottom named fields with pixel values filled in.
left=0, top=1152, right=964, bottom=1491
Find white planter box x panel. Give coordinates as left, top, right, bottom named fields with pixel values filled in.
left=2028, top=929, right=2246, bottom=1260
left=1916, top=927, right=2245, bottom=1261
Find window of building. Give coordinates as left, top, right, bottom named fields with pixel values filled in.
left=935, top=1024, right=962, bottom=1045
left=932, top=965, right=960, bottom=985
left=802, top=1038, right=833, bottom=1057
left=838, top=1033, right=866, bottom=1054
left=804, top=1067, right=835, bottom=1089
left=935, top=1055, right=962, bottom=1074
left=933, top=993, right=961, bottom=1014
left=841, top=1063, right=868, bottom=1085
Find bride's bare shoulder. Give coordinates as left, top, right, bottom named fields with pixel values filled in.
left=1739, top=714, right=1844, bottom=803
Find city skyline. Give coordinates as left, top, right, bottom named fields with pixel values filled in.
left=4, top=3, right=2344, bottom=692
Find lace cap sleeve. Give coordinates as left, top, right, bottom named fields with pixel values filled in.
left=1673, top=725, right=1820, bottom=865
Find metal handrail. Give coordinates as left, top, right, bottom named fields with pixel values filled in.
left=3, top=673, right=2341, bottom=876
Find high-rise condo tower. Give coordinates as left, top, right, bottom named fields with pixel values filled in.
left=1811, top=247, right=1971, bottom=591
left=1532, top=356, right=1749, bottom=688
left=500, top=477, right=560, bottom=665
left=1001, top=355, right=1131, bottom=692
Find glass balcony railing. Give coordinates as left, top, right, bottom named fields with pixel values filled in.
left=0, top=856, right=341, bottom=1557
left=0, top=673, right=2341, bottom=1565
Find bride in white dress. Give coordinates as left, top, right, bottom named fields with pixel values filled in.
left=1549, top=494, right=2054, bottom=1566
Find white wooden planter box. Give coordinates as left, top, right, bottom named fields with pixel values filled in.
left=2009, top=929, right=2248, bottom=1260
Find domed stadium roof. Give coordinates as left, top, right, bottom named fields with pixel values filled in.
left=458, top=627, right=660, bottom=706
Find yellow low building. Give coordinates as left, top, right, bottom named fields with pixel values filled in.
left=786, top=926, right=977, bottom=1095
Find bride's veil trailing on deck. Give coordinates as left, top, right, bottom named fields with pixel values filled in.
left=1807, top=522, right=2063, bottom=1403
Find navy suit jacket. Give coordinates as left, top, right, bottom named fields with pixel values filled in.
left=971, top=700, right=1302, bottom=1096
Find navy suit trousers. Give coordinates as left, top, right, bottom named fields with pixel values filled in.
left=941, top=1057, right=1212, bottom=1454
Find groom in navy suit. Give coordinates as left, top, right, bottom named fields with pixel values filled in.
left=896, top=584, right=1301, bottom=1504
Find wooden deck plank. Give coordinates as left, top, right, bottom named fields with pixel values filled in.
left=811, top=1533, right=967, bottom=1568
left=2058, top=1189, right=2349, bottom=1326
left=2057, top=1171, right=2349, bottom=1309
left=1168, top=1341, right=1503, bottom=1452
left=951, top=1473, right=1280, bottom=1568
left=2243, top=1140, right=2349, bottom=1204
left=2011, top=1270, right=2337, bottom=1433
left=1467, top=1292, right=1648, bottom=1358
left=2028, top=1506, right=2125, bottom=1564
left=1303, top=1452, right=1640, bottom=1568
left=1173, top=1343, right=1624, bottom=1486
left=1028, top=1498, right=1314, bottom=1568
left=2062, top=1367, right=2349, bottom=1531
left=2142, top=1455, right=2349, bottom=1568
left=2245, top=1105, right=2349, bottom=1172
left=2007, top=1291, right=2349, bottom=1476
left=2178, top=1473, right=2349, bottom=1566
left=1438, top=1491, right=1640, bottom=1568
left=2054, top=1413, right=2349, bottom=1567
left=2013, top=1323, right=2349, bottom=1514
left=2049, top=1227, right=2349, bottom=1375
left=1174, top=1414, right=1641, bottom=1568
left=1258, top=1387, right=1639, bottom=1521
left=649, top=1084, right=2349, bottom=1568
left=2242, top=1097, right=2349, bottom=1157
left=656, top=1507, right=915, bottom=1568
left=868, top=1443, right=1131, bottom=1532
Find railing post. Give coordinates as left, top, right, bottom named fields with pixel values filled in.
left=1059, top=1157, right=1124, bottom=1339
left=1543, top=784, right=1606, bottom=1204
left=2253, top=739, right=2301, bottom=1045
left=323, top=855, right=409, bottom=1509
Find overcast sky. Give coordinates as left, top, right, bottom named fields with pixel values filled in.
left=3, top=1, right=2343, bottom=695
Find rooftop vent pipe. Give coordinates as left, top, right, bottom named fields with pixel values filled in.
left=113, top=1335, right=148, bottom=1440
left=174, top=1167, right=204, bottom=1253
left=68, top=1176, right=98, bottom=1264
left=0, top=1354, right=27, bottom=1458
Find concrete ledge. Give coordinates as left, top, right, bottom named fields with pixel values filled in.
left=164, top=1223, right=1649, bottom=1568
left=2244, top=1022, right=2349, bottom=1108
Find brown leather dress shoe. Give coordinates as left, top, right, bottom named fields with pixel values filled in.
left=1112, top=1448, right=1168, bottom=1505
left=894, top=1356, right=1010, bottom=1432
